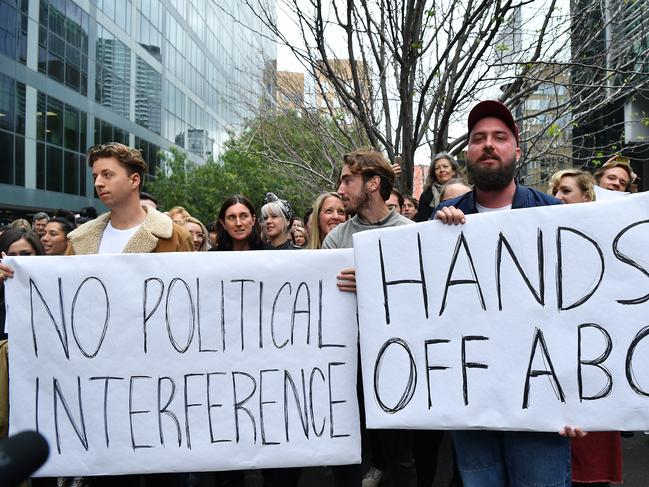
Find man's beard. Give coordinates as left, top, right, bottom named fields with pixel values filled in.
left=467, top=153, right=516, bottom=191
left=344, top=187, right=369, bottom=215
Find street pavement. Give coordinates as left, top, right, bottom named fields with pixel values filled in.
left=620, top=432, right=649, bottom=486
left=286, top=431, right=649, bottom=486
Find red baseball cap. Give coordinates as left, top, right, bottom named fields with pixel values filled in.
left=468, top=100, right=519, bottom=145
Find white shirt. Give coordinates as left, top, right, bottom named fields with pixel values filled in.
left=98, top=221, right=142, bottom=254
left=476, top=202, right=512, bottom=213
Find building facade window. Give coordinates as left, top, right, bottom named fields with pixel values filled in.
left=134, top=136, right=161, bottom=179
left=94, top=0, right=131, bottom=34
left=0, top=73, right=25, bottom=186
left=94, top=116, right=128, bottom=146
left=163, top=79, right=185, bottom=148
left=0, top=0, right=276, bottom=214
left=135, top=56, right=161, bottom=134
left=135, top=0, right=162, bottom=61
left=96, top=24, right=131, bottom=117
left=0, top=0, right=28, bottom=63
left=36, top=91, right=87, bottom=195
left=38, top=0, right=89, bottom=95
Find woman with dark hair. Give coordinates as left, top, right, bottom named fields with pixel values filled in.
left=207, top=220, right=219, bottom=248
left=42, top=210, right=76, bottom=256
left=0, top=228, right=44, bottom=340
left=0, top=227, right=43, bottom=258
left=207, top=196, right=300, bottom=487
left=416, top=152, right=463, bottom=222
left=206, top=196, right=264, bottom=484
left=211, top=195, right=269, bottom=252
left=0, top=229, right=55, bottom=484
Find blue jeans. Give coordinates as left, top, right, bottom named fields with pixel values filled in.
left=452, top=430, right=570, bottom=487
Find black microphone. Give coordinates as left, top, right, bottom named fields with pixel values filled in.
left=0, top=430, right=50, bottom=486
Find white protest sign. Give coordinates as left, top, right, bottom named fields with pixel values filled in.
left=5, top=249, right=360, bottom=476
left=594, top=185, right=629, bottom=200
left=354, top=192, right=649, bottom=431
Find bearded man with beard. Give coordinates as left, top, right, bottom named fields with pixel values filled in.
left=435, top=100, right=560, bottom=218
left=433, top=100, right=587, bottom=487
left=322, top=149, right=416, bottom=487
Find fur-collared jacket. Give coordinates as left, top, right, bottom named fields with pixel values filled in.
left=65, top=206, right=193, bottom=255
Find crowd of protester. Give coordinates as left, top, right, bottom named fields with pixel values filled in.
left=0, top=100, right=643, bottom=487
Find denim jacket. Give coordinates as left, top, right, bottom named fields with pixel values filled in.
left=432, top=183, right=561, bottom=217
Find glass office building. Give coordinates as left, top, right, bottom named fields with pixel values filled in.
left=0, top=0, right=276, bottom=217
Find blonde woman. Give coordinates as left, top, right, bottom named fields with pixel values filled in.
left=307, top=192, right=346, bottom=249
left=167, top=205, right=191, bottom=224
left=548, top=168, right=623, bottom=486
left=548, top=169, right=595, bottom=204
left=183, top=216, right=210, bottom=251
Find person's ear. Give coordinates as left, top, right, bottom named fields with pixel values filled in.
left=131, top=173, right=141, bottom=190
left=368, top=175, right=380, bottom=192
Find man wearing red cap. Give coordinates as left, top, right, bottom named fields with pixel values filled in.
left=436, top=99, right=560, bottom=218
left=434, top=100, right=583, bottom=486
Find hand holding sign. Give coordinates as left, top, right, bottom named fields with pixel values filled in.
left=336, top=268, right=357, bottom=293
left=0, top=253, right=14, bottom=283
left=434, top=206, right=466, bottom=225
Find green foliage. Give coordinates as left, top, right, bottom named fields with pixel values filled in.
left=547, top=123, right=561, bottom=137
left=145, top=146, right=316, bottom=224
left=144, top=148, right=225, bottom=224
left=145, top=112, right=351, bottom=223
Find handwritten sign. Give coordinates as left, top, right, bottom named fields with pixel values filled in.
left=354, top=192, right=649, bottom=431
left=594, top=185, right=629, bottom=201
left=5, top=249, right=360, bottom=476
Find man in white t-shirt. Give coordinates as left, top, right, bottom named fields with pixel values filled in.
left=0, top=146, right=191, bottom=487
left=65, top=142, right=191, bottom=255
left=66, top=145, right=190, bottom=486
